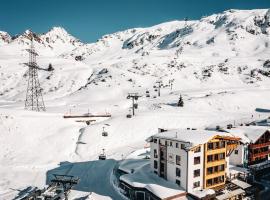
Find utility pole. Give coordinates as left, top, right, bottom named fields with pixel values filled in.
left=127, top=93, right=140, bottom=116
left=155, top=80, right=163, bottom=97
left=24, top=39, right=46, bottom=111
left=169, top=79, right=174, bottom=91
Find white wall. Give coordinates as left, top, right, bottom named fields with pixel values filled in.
left=187, top=145, right=204, bottom=192
left=150, top=137, right=194, bottom=191
left=150, top=140, right=159, bottom=173
left=165, top=140, right=188, bottom=190
left=229, top=144, right=244, bottom=166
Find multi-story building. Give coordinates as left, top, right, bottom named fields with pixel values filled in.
left=228, top=126, right=270, bottom=167
left=148, top=129, right=240, bottom=193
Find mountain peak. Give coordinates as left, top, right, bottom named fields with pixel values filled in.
left=47, top=26, right=68, bottom=35
left=0, top=31, right=11, bottom=44
left=41, top=26, right=81, bottom=46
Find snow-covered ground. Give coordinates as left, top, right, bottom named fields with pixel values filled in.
left=1, top=8, right=270, bottom=200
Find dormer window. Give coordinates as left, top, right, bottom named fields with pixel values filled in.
left=181, top=144, right=185, bottom=149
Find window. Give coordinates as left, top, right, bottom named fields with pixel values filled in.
left=214, top=154, right=219, bottom=161
left=214, top=177, right=218, bottom=184
left=176, top=155, right=181, bottom=165
left=220, top=153, right=225, bottom=160
left=154, top=160, right=158, bottom=169
left=165, top=141, right=168, bottom=146
left=181, top=143, right=185, bottom=149
left=213, top=142, right=218, bottom=149
left=153, top=138, right=157, bottom=143
left=208, top=143, right=213, bottom=150
left=194, top=156, right=200, bottom=165
left=176, top=179, right=181, bottom=186
left=176, top=143, right=179, bottom=148
left=193, top=181, right=200, bottom=188
left=170, top=141, right=173, bottom=147
left=194, top=146, right=201, bottom=153
left=161, top=151, right=165, bottom=161
left=176, top=167, right=181, bottom=177
left=136, top=191, right=145, bottom=200
left=154, top=149, right=158, bottom=158
left=220, top=141, right=225, bottom=148
left=210, top=175, right=225, bottom=186
left=194, top=169, right=200, bottom=177
left=207, top=179, right=212, bottom=187
left=207, top=167, right=213, bottom=175
left=235, top=150, right=238, bottom=155
left=207, top=155, right=213, bottom=162
left=219, top=164, right=225, bottom=172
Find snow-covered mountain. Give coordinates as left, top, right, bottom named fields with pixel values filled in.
left=0, top=31, right=11, bottom=45
left=1, top=9, right=270, bottom=200
left=0, top=27, right=83, bottom=56
left=1, top=9, right=270, bottom=102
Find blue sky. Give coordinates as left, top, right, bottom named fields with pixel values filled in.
left=0, top=0, right=270, bottom=43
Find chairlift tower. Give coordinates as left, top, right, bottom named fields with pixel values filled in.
left=169, top=79, right=174, bottom=91
left=127, top=93, right=141, bottom=116
left=24, top=40, right=46, bottom=111
left=155, top=80, right=163, bottom=97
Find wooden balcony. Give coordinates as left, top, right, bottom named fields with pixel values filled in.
left=250, top=141, right=270, bottom=149
left=251, top=149, right=270, bottom=159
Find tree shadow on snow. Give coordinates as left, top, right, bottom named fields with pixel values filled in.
left=166, top=102, right=178, bottom=107
left=46, top=159, right=122, bottom=199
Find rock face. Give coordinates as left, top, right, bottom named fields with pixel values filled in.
left=0, top=31, right=11, bottom=45
left=0, top=27, right=83, bottom=56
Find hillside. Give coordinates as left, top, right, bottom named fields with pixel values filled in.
left=0, top=8, right=270, bottom=199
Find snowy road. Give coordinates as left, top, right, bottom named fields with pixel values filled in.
left=47, top=159, right=123, bottom=199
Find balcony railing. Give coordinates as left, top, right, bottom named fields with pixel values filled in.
left=250, top=141, right=270, bottom=149
left=251, top=149, right=270, bottom=159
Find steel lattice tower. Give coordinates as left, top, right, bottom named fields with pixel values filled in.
left=24, top=40, right=46, bottom=111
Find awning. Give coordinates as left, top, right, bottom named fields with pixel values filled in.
left=231, top=179, right=251, bottom=189
left=216, top=188, right=245, bottom=200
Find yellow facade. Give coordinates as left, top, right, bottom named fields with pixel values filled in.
left=202, top=135, right=240, bottom=190
left=204, top=138, right=227, bottom=189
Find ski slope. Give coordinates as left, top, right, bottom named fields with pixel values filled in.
left=0, top=8, right=270, bottom=199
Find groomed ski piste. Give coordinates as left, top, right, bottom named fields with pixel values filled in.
left=1, top=8, right=270, bottom=199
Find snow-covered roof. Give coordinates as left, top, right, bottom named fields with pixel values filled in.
left=231, top=179, right=251, bottom=189
left=189, top=189, right=215, bottom=199
left=226, top=126, right=269, bottom=143
left=229, top=165, right=250, bottom=176
left=150, top=129, right=234, bottom=149
left=120, top=163, right=186, bottom=199
left=216, top=188, right=245, bottom=200
left=119, top=159, right=150, bottom=174
left=119, top=148, right=151, bottom=173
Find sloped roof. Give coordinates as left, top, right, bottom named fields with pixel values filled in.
left=226, top=126, right=269, bottom=143
left=150, top=129, right=236, bottom=149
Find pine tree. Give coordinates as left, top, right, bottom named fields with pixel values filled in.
left=48, top=63, right=54, bottom=71
left=178, top=95, right=184, bottom=107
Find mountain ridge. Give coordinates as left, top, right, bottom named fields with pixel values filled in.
left=0, top=8, right=270, bottom=101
